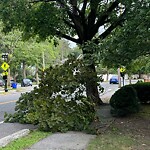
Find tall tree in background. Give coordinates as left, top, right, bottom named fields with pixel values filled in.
left=0, top=0, right=147, bottom=105
left=101, top=3, right=150, bottom=68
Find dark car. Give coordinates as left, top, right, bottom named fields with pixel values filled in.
left=109, top=76, right=119, bottom=84
left=0, top=79, right=4, bottom=86
left=21, top=78, right=32, bottom=87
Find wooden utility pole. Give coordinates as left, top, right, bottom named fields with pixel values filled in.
left=118, top=68, right=121, bottom=88
left=42, top=51, right=45, bottom=71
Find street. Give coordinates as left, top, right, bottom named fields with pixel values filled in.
left=0, top=80, right=137, bottom=123
left=0, top=85, right=37, bottom=122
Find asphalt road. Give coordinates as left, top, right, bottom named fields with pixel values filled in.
left=0, top=86, right=37, bottom=122
left=0, top=80, right=137, bottom=123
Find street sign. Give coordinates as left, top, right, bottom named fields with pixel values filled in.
left=2, top=71, right=8, bottom=76
left=120, top=67, right=126, bottom=73
left=2, top=54, right=8, bottom=59
left=1, top=62, right=9, bottom=71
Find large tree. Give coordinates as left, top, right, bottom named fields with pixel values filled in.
left=0, top=0, right=146, bottom=105
left=101, top=3, right=150, bottom=68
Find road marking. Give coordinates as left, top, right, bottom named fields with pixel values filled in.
left=0, top=100, right=17, bottom=105
left=108, top=88, right=112, bottom=91
left=0, top=121, right=4, bottom=124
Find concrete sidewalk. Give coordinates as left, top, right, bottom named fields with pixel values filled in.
left=26, top=132, right=96, bottom=150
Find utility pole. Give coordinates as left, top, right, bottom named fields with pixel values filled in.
left=42, top=51, right=45, bottom=71
left=118, top=68, right=121, bottom=88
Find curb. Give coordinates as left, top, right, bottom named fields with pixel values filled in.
left=0, top=129, right=30, bottom=148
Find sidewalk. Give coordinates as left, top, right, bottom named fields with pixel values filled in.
left=26, top=132, right=96, bottom=150
left=0, top=89, right=116, bottom=150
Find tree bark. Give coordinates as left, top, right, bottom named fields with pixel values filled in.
left=106, top=67, right=109, bottom=81
left=85, top=63, right=103, bottom=105
left=129, top=76, right=132, bottom=84
left=22, top=61, right=26, bottom=79
left=138, top=71, right=142, bottom=79
left=7, top=68, right=11, bottom=86
left=36, top=65, right=39, bottom=85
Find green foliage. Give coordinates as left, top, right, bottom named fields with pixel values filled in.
left=4, top=56, right=103, bottom=132
left=5, top=90, right=37, bottom=124
left=101, top=3, right=150, bottom=68
left=110, top=86, right=140, bottom=117
left=1, top=0, right=148, bottom=106
left=136, top=80, right=144, bottom=84
left=126, top=55, right=150, bottom=75
left=129, top=83, right=150, bottom=104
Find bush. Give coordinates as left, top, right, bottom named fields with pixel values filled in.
left=5, top=55, right=99, bottom=132
left=136, top=80, right=144, bottom=84
left=110, top=86, right=140, bottom=117
left=130, top=82, right=150, bottom=104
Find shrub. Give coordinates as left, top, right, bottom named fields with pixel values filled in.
left=4, top=55, right=101, bottom=132
left=110, top=86, right=140, bottom=117
left=136, top=80, right=144, bottom=84
left=130, top=82, right=150, bottom=104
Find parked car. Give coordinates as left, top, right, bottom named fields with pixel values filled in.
left=0, top=79, right=4, bottom=86
left=21, top=78, right=32, bottom=87
left=109, top=76, right=119, bottom=84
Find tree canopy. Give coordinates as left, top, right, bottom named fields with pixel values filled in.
left=0, top=0, right=140, bottom=43
left=0, top=0, right=149, bottom=105
left=101, top=2, right=150, bottom=67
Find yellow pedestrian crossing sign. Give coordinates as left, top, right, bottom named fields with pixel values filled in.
left=2, top=71, right=8, bottom=76
left=1, top=62, right=9, bottom=71
left=120, top=67, right=126, bottom=73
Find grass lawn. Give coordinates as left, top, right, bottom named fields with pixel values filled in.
left=87, top=104, right=150, bottom=150
left=0, top=130, right=51, bottom=150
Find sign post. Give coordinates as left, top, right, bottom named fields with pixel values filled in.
left=120, top=66, right=126, bottom=86
left=1, top=58, right=9, bottom=92
left=118, top=68, right=121, bottom=88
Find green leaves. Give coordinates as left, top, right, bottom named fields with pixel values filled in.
left=0, top=0, right=30, bottom=32
left=110, top=86, right=140, bottom=117
left=5, top=56, right=97, bottom=132
left=101, top=2, right=150, bottom=68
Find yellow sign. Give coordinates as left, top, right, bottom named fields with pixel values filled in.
left=2, top=71, right=8, bottom=76
left=120, top=67, right=126, bottom=73
left=1, top=62, right=9, bottom=71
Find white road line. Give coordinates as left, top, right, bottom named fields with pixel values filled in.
left=108, top=88, right=112, bottom=91
left=0, top=121, right=4, bottom=124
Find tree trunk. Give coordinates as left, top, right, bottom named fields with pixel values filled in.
left=85, top=63, right=103, bottom=105
left=129, top=76, right=132, bottom=84
left=138, top=71, right=142, bottom=79
left=36, top=65, right=39, bottom=85
left=7, top=68, right=11, bottom=86
left=106, top=67, right=109, bottom=81
left=14, top=72, right=18, bottom=82
left=23, top=61, right=26, bottom=79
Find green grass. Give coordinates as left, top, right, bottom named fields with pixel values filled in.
left=138, top=104, right=150, bottom=118
left=87, top=131, right=136, bottom=150
left=87, top=105, right=150, bottom=150
left=0, top=130, right=51, bottom=150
